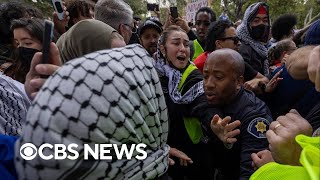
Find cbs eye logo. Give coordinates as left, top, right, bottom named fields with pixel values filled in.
left=20, top=143, right=37, bottom=160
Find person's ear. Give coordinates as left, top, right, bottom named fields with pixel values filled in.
left=237, top=75, right=244, bottom=90
left=160, top=44, right=166, bottom=56
left=279, top=51, right=287, bottom=60
left=215, top=40, right=223, bottom=49
left=118, top=24, right=126, bottom=37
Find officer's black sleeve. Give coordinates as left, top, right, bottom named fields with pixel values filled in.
left=238, top=114, right=272, bottom=179
left=191, top=94, right=223, bottom=141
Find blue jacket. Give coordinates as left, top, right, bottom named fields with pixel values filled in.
left=0, top=134, right=18, bottom=180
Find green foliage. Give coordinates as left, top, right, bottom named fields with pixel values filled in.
left=1, top=0, right=319, bottom=29
left=124, top=0, right=148, bottom=16
left=0, top=0, right=53, bottom=18
left=24, top=0, right=54, bottom=18
left=210, top=0, right=320, bottom=28
left=158, top=0, right=187, bottom=16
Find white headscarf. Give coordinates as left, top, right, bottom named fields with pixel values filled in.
left=15, top=44, right=169, bottom=179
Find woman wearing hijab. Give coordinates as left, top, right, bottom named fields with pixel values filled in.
left=237, top=2, right=271, bottom=76
left=56, top=19, right=125, bottom=63
left=15, top=44, right=169, bottom=179
left=154, top=25, right=217, bottom=179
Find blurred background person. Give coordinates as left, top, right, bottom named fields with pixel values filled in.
left=56, top=19, right=125, bottom=63
left=137, top=18, right=163, bottom=56
left=94, top=0, right=134, bottom=44
left=268, top=14, right=297, bottom=48
left=4, top=18, right=57, bottom=83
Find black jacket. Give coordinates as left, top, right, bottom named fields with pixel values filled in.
left=204, top=87, right=272, bottom=180
left=161, top=68, right=221, bottom=179
left=239, top=43, right=266, bottom=75
left=160, top=68, right=219, bottom=148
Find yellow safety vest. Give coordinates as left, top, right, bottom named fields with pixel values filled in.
left=192, top=39, right=204, bottom=61
left=178, top=64, right=204, bottom=144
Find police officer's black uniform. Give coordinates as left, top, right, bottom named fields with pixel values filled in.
left=202, top=87, right=273, bottom=180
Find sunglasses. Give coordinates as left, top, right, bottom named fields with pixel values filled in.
left=217, top=36, right=240, bottom=44
left=195, top=21, right=210, bottom=26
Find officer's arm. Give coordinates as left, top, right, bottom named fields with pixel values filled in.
left=239, top=116, right=271, bottom=179
left=190, top=95, right=223, bottom=141
left=181, top=70, right=223, bottom=140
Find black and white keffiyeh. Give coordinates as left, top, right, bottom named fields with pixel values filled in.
left=153, top=44, right=204, bottom=104
left=15, top=44, right=169, bottom=179
left=0, top=74, right=30, bottom=135
left=237, top=2, right=270, bottom=75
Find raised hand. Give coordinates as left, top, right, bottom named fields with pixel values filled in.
left=210, top=114, right=241, bottom=145
left=265, top=68, right=283, bottom=93
left=25, top=42, right=62, bottom=100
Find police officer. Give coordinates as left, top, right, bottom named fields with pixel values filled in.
left=202, top=48, right=272, bottom=179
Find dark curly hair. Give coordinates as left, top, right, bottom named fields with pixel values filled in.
left=0, top=1, right=29, bottom=45
left=271, top=14, right=297, bottom=41
left=205, top=20, right=233, bottom=52
left=65, top=0, right=94, bottom=27
left=195, top=7, right=216, bottom=22
left=25, top=5, right=44, bottom=19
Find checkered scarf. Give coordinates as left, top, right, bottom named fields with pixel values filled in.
left=0, top=74, right=30, bottom=135
left=153, top=42, right=204, bottom=104
left=15, top=44, right=170, bottom=180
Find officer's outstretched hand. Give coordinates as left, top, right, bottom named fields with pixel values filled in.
left=251, top=149, right=274, bottom=170
left=210, top=115, right=241, bottom=145
left=25, top=42, right=62, bottom=100
left=169, top=147, right=193, bottom=166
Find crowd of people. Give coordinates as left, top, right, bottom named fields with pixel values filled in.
left=0, top=0, right=319, bottom=179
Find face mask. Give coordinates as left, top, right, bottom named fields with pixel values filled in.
left=18, top=47, right=39, bottom=65
left=250, top=24, right=270, bottom=42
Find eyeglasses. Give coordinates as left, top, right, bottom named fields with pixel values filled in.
left=217, top=36, right=240, bottom=44
left=195, top=20, right=210, bottom=26
left=123, top=23, right=137, bottom=33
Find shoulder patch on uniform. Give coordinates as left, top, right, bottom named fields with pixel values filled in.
left=313, top=127, right=320, bottom=137
left=247, top=117, right=270, bottom=138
